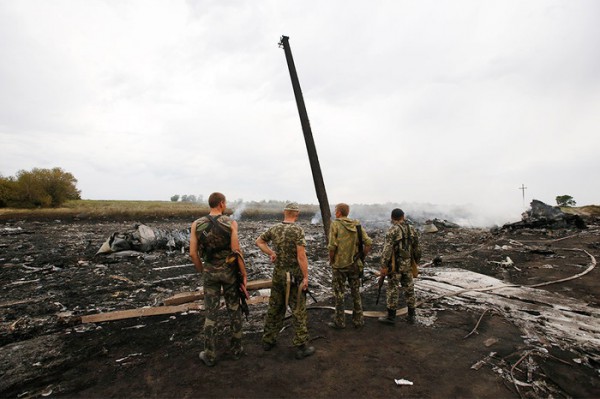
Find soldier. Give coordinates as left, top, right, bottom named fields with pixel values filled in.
left=256, top=202, right=315, bottom=360
left=328, top=203, right=372, bottom=329
left=378, top=208, right=422, bottom=325
left=190, top=192, right=247, bottom=367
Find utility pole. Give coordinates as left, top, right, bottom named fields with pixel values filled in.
left=519, top=184, right=527, bottom=208
left=278, top=35, right=331, bottom=242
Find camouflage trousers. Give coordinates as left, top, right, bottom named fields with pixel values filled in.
left=386, top=271, right=415, bottom=310
left=332, top=268, right=363, bottom=327
left=263, top=276, right=309, bottom=347
left=202, top=267, right=243, bottom=362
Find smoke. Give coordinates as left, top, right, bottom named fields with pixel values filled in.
left=232, top=202, right=247, bottom=221
left=311, top=211, right=322, bottom=225
left=345, top=202, right=522, bottom=229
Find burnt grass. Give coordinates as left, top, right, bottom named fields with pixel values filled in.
left=1, top=214, right=599, bottom=398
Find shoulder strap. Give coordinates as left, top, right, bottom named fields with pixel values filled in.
left=206, top=215, right=230, bottom=238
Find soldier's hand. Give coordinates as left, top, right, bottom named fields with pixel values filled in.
left=379, top=267, right=387, bottom=277
left=302, top=276, right=309, bottom=291
left=269, top=252, right=277, bottom=263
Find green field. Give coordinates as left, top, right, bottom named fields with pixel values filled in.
left=0, top=200, right=319, bottom=221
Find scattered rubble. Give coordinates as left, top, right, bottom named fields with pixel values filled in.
left=1, top=211, right=599, bottom=398
left=502, top=199, right=587, bottom=230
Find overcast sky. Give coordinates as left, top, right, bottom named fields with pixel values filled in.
left=1, top=0, right=598, bottom=225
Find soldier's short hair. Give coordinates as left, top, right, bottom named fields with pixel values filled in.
left=208, top=192, right=226, bottom=208
left=335, top=203, right=350, bottom=217
left=391, top=208, right=404, bottom=220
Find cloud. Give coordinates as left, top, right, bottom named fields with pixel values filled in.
left=0, top=0, right=598, bottom=225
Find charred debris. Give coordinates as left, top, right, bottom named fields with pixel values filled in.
left=1, top=200, right=599, bottom=397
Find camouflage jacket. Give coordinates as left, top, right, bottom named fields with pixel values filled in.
left=194, top=214, right=232, bottom=268
left=258, top=222, right=306, bottom=282
left=328, top=217, right=372, bottom=269
left=380, top=221, right=421, bottom=273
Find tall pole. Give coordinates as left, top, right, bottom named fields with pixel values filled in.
left=519, top=184, right=527, bottom=208
left=279, top=35, right=331, bottom=241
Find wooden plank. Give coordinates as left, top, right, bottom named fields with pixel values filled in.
left=246, top=279, right=273, bottom=290
left=163, top=279, right=272, bottom=306
left=247, top=295, right=270, bottom=305
left=81, top=293, right=271, bottom=324
left=81, top=303, right=203, bottom=323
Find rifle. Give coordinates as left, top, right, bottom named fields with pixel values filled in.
left=356, top=224, right=365, bottom=279
left=356, top=225, right=365, bottom=262
left=227, top=252, right=250, bottom=320
left=376, top=249, right=394, bottom=305
left=291, top=276, right=318, bottom=304
left=375, top=272, right=385, bottom=305
left=306, top=287, right=318, bottom=304
left=407, top=224, right=420, bottom=278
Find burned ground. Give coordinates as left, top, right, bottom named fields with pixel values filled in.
left=1, top=215, right=599, bottom=398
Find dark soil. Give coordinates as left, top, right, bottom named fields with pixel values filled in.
left=1, top=215, right=599, bottom=398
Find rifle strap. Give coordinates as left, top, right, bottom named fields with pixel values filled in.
left=206, top=215, right=230, bottom=238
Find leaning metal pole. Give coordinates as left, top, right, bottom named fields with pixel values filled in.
left=279, top=35, right=331, bottom=242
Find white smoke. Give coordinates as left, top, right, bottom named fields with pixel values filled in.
left=232, top=202, right=247, bottom=221
left=311, top=211, right=322, bottom=225
left=346, top=202, right=522, bottom=229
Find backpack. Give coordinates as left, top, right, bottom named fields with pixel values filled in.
left=197, top=215, right=231, bottom=262
left=395, top=223, right=421, bottom=262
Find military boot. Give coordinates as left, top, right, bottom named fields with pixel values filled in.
left=378, top=308, right=396, bottom=325
left=295, top=344, right=315, bottom=360
left=407, top=307, right=416, bottom=324
left=199, top=351, right=216, bottom=367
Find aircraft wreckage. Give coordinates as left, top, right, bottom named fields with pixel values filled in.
left=1, top=199, right=598, bottom=397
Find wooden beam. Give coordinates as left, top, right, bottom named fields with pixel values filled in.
left=163, top=279, right=272, bottom=306
left=80, top=295, right=271, bottom=324
left=81, top=302, right=204, bottom=323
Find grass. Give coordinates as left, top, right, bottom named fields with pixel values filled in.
left=561, top=205, right=600, bottom=217
left=0, top=200, right=209, bottom=221
left=0, top=200, right=320, bottom=221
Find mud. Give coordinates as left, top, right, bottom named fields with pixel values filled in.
left=1, top=215, right=599, bottom=398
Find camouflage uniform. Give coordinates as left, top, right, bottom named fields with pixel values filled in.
left=259, top=222, right=309, bottom=347
left=194, top=215, right=243, bottom=362
left=380, top=221, right=421, bottom=311
left=328, top=217, right=372, bottom=327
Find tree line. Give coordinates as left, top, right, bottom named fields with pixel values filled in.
left=0, top=167, right=81, bottom=208
left=170, top=194, right=204, bottom=203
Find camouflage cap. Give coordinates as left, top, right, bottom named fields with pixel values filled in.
left=284, top=202, right=300, bottom=211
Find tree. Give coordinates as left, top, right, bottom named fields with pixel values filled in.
left=0, top=175, right=15, bottom=207
left=1, top=167, right=81, bottom=208
left=556, top=195, right=576, bottom=207
left=170, top=195, right=180, bottom=202
left=38, top=167, right=81, bottom=206
left=12, top=169, right=52, bottom=207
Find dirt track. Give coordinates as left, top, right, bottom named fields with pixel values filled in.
left=1, top=215, right=599, bottom=398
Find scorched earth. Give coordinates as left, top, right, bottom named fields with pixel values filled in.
left=1, top=210, right=599, bottom=398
